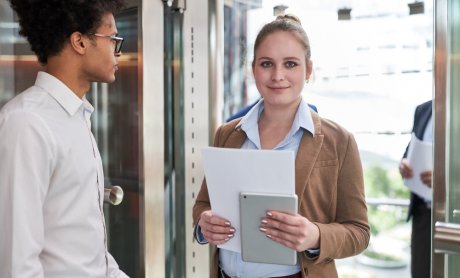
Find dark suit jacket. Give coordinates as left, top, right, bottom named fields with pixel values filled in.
left=404, top=100, right=433, bottom=219
left=193, top=108, right=370, bottom=278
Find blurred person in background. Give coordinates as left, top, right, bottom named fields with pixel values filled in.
left=399, top=100, right=433, bottom=278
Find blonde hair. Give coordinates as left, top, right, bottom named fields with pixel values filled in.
left=252, top=14, right=311, bottom=67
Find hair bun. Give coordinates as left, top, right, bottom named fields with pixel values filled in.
left=276, top=14, right=302, bottom=26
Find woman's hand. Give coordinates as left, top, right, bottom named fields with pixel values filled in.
left=198, top=210, right=235, bottom=245
left=259, top=211, right=320, bottom=252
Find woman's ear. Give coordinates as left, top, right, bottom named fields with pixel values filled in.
left=69, top=32, right=86, bottom=55
left=306, top=60, right=313, bottom=80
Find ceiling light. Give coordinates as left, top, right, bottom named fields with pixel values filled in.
left=408, top=1, right=424, bottom=15
left=273, top=5, right=288, bottom=17
left=338, top=8, right=352, bottom=20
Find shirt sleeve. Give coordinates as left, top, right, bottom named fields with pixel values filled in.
left=194, top=224, right=209, bottom=244
left=0, top=111, right=56, bottom=277
left=304, top=248, right=320, bottom=259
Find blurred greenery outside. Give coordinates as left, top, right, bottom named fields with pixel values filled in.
left=358, top=163, right=412, bottom=271
left=364, top=164, right=410, bottom=236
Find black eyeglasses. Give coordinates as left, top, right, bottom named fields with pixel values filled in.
left=90, top=33, right=124, bottom=54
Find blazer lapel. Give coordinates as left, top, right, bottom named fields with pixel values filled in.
left=295, top=111, right=324, bottom=208
left=222, top=126, right=247, bottom=148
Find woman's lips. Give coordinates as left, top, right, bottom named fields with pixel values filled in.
left=268, top=86, right=289, bottom=92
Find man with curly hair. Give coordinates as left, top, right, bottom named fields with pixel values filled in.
left=0, top=0, right=129, bottom=277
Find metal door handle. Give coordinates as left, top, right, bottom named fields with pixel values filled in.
left=434, top=221, right=460, bottom=254
left=453, top=209, right=460, bottom=218
left=104, top=185, right=124, bottom=205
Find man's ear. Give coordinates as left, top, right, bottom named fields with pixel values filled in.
left=69, top=32, right=87, bottom=55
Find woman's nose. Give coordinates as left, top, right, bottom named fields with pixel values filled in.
left=271, top=67, right=285, bottom=81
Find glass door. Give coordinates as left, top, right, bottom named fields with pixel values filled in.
left=163, top=2, right=186, bottom=277
left=433, top=0, right=460, bottom=277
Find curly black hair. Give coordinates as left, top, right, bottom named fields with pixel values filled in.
left=9, top=0, right=126, bottom=64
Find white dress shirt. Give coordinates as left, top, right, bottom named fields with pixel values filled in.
left=219, top=97, right=315, bottom=278
left=422, top=114, right=433, bottom=204
left=0, top=72, right=128, bottom=277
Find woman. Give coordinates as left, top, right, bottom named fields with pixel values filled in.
left=193, top=15, right=370, bottom=278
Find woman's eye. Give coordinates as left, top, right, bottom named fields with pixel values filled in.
left=286, top=61, right=298, bottom=68
left=260, top=61, right=272, bottom=68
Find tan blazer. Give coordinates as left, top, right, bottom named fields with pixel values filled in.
left=193, top=109, right=370, bottom=278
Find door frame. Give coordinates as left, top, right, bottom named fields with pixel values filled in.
left=141, top=0, right=165, bottom=276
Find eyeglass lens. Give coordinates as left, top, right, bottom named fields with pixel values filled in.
left=114, top=38, right=123, bottom=54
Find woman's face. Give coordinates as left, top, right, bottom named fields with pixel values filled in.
left=253, top=31, right=312, bottom=109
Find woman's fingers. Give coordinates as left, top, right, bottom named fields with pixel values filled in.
left=198, top=210, right=235, bottom=244
left=260, top=211, right=319, bottom=251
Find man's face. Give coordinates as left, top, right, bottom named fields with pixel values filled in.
left=84, top=12, right=120, bottom=83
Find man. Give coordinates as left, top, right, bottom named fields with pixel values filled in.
left=399, top=100, right=433, bottom=278
left=0, top=0, right=128, bottom=277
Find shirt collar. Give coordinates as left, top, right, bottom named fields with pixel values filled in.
left=35, top=71, right=84, bottom=116
left=236, top=97, right=315, bottom=136
left=296, top=97, right=315, bottom=136
left=237, top=99, right=263, bottom=131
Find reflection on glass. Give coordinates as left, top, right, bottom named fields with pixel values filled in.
left=446, top=0, right=460, bottom=275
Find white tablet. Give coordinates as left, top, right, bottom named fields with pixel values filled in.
left=239, top=192, right=298, bottom=265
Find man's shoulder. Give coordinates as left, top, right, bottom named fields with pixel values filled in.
left=413, top=100, right=432, bottom=118
left=0, top=87, right=59, bottom=135
left=417, top=100, right=432, bottom=111
left=1, top=86, right=48, bottom=112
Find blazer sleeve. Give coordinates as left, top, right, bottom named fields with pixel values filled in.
left=312, top=133, right=370, bottom=263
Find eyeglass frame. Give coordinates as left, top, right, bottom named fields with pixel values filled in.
left=88, top=33, right=124, bottom=54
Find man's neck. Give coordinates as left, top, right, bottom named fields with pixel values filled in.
left=46, top=56, right=89, bottom=99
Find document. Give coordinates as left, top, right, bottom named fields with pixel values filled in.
left=404, top=133, right=433, bottom=202
left=201, top=147, right=295, bottom=253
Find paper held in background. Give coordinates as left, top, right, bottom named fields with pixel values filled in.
left=201, top=147, right=295, bottom=253
left=403, top=133, right=433, bottom=202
